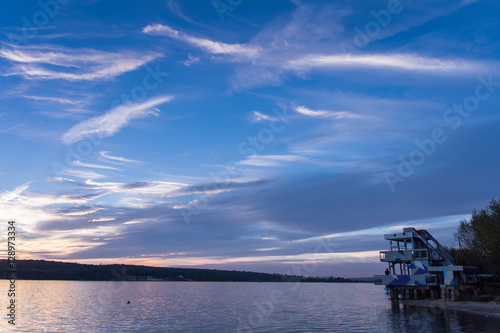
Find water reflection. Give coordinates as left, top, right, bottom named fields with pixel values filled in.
left=0, top=281, right=498, bottom=332
left=385, top=301, right=499, bottom=333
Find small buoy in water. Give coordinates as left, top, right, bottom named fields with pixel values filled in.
left=127, top=301, right=130, bottom=304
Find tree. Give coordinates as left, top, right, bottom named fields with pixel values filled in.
left=454, top=198, right=500, bottom=276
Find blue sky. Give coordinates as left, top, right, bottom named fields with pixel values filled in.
left=1, top=0, right=499, bottom=277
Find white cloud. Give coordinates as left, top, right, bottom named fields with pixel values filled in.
left=124, top=218, right=150, bottom=225
left=239, top=155, right=307, bottom=167
left=294, top=105, right=360, bottom=119
left=63, top=207, right=104, bottom=216
left=287, top=53, right=481, bottom=72
left=180, top=53, right=200, bottom=66
left=0, top=182, right=31, bottom=204
left=22, top=95, right=82, bottom=105
left=291, top=214, right=468, bottom=245
left=0, top=183, right=107, bottom=238
left=143, top=24, right=261, bottom=59
left=60, top=169, right=107, bottom=179
left=46, top=177, right=77, bottom=183
left=100, top=151, right=142, bottom=164
left=0, top=46, right=159, bottom=81
left=73, top=160, right=121, bottom=170
left=62, top=95, right=173, bottom=144
left=89, top=217, right=116, bottom=223
left=144, top=5, right=485, bottom=92
left=250, top=110, right=281, bottom=123
left=84, top=179, right=187, bottom=197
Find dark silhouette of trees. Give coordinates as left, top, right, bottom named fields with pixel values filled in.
left=454, top=198, right=500, bottom=276
left=0, top=259, right=363, bottom=283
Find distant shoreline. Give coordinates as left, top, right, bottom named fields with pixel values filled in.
left=0, top=279, right=371, bottom=283
left=402, top=299, right=500, bottom=318
left=0, top=259, right=372, bottom=283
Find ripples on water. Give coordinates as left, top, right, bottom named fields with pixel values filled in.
left=1, top=281, right=499, bottom=332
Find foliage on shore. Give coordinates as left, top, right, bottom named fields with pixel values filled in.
left=0, top=259, right=366, bottom=283
left=452, top=197, right=500, bottom=277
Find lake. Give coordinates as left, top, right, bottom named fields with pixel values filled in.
left=1, top=281, right=499, bottom=332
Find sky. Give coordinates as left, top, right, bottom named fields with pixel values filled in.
left=0, top=0, right=499, bottom=278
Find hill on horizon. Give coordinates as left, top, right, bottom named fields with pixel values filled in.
left=1, top=259, right=370, bottom=283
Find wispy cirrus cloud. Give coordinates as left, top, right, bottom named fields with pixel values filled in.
left=286, top=53, right=481, bottom=73
left=294, top=105, right=360, bottom=119
left=99, top=151, right=143, bottom=164
left=78, top=178, right=267, bottom=200
left=250, top=110, right=281, bottom=123
left=230, top=51, right=483, bottom=90
left=62, top=95, right=174, bottom=144
left=22, top=95, right=83, bottom=105
left=0, top=45, right=160, bottom=81
left=142, top=24, right=261, bottom=59
left=0, top=182, right=31, bottom=204
left=83, top=179, right=187, bottom=198
left=59, top=169, right=107, bottom=180
left=21, top=93, right=93, bottom=119
left=72, top=161, right=121, bottom=171
left=141, top=3, right=489, bottom=93
left=239, top=154, right=307, bottom=167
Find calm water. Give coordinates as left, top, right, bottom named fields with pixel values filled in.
left=1, top=281, right=499, bottom=332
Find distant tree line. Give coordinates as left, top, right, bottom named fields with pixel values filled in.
left=0, top=260, right=365, bottom=283
left=450, top=197, right=500, bottom=277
